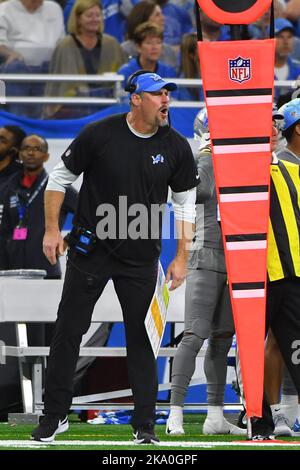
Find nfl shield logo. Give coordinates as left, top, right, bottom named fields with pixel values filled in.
left=229, top=56, right=251, bottom=83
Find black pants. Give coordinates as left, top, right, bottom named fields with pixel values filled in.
left=267, top=277, right=300, bottom=395
left=44, top=251, right=158, bottom=428
left=250, top=278, right=300, bottom=434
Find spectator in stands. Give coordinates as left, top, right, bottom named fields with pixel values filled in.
left=122, top=1, right=178, bottom=72
left=44, top=0, right=126, bottom=119
left=169, top=0, right=195, bottom=28
left=153, top=0, right=193, bottom=51
left=64, top=0, right=134, bottom=43
left=177, top=17, right=230, bottom=102
left=177, top=33, right=203, bottom=102
left=200, top=11, right=230, bottom=42
left=0, top=134, right=78, bottom=278
left=274, top=18, right=300, bottom=99
left=282, top=0, right=300, bottom=36
left=101, top=0, right=130, bottom=42
left=118, top=22, right=177, bottom=87
left=0, top=0, right=65, bottom=117
left=248, top=0, right=285, bottom=39
left=249, top=2, right=300, bottom=62
left=283, top=0, right=300, bottom=21
left=176, top=11, right=229, bottom=104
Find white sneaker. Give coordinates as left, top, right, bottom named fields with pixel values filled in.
left=274, top=414, right=293, bottom=437
left=203, top=417, right=247, bottom=435
left=31, top=415, right=69, bottom=442
left=280, top=404, right=297, bottom=429
left=166, top=411, right=185, bottom=435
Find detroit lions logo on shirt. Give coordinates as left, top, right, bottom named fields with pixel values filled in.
left=151, top=154, right=164, bottom=165
left=9, top=195, right=18, bottom=208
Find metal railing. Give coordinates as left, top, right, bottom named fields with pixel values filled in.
left=0, top=73, right=124, bottom=106
left=0, top=73, right=296, bottom=109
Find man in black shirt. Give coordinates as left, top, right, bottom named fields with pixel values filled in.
left=32, top=71, right=199, bottom=444
left=0, top=125, right=26, bottom=181
left=0, top=125, right=26, bottom=420
left=0, top=134, right=78, bottom=278
left=0, top=134, right=78, bottom=353
left=0, top=125, right=26, bottom=227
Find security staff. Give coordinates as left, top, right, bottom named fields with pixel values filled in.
left=0, top=134, right=78, bottom=418
left=31, top=71, right=199, bottom=444
left=0, top=134, right=78, bottom=278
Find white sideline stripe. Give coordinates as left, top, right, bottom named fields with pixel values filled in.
left=220, top=193, right=268, bottom=202
left=232, top=289, right=265, bottom=299
left=214, top=144, right=270, bottom=154
left=226, top=240, right=267, bottom=250
left=0, top=440, right=300, bottom=448
left=207, top=96, right=272, bottom=106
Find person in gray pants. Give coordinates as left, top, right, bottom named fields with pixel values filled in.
left=166, top=109, right=246, bottom=436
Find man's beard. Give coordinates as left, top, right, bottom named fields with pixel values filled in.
left=157, top=113, right=169, bottom=127
left=159, top=118, right=169, bottom=127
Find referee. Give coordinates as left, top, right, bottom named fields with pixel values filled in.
left=31, top=71, right=199, bottom=444
left=263, top=101, right=300, bottom=436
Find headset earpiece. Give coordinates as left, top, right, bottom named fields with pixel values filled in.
left=124, top=69, right=152, bottom=93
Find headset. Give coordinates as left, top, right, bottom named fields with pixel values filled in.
left=125, top=68, right=172, bottom=131
left=124, top=69, right=153, bottom=93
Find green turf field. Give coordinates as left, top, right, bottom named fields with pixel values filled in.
left=0, top=414, right=300, bottom=450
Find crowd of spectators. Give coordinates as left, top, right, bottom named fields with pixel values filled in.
left=0, top=0, right=299, bottom=118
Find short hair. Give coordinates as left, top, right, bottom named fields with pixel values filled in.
left=133, top=22, right=163, bottom=45
left=3, top=125, right=27, bottom=149
left=22, top=134, right=49, bottom=152
left=282, top=119, right=300, bottom=142
left=126, top=1, right=157, bottom=40
left=67, top=0, right=103, bottom=35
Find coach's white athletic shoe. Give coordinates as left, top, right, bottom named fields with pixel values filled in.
left=273, top=414, right=293, bottom=437
left=280, top=404, right=298, bottom=430
left=166, top=409, right=185, bottom=435
left=203, top=417, right=247, bottom=436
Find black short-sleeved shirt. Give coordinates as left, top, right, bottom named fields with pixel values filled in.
left=62, top=113, right=199, bottom=264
